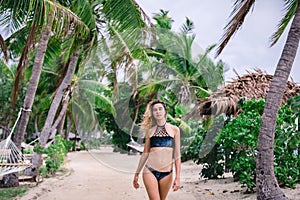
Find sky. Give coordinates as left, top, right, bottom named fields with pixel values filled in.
left=1, top=1, right=299, bottom=84
left=136, top=0, right=300, bottom=84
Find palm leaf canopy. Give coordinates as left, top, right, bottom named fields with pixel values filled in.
left=189, top=69, right=300, bottom=118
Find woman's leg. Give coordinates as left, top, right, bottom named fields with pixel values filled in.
left=143, top=168, right=160, bottom=200
left=158, top=173, right=173, bottom=200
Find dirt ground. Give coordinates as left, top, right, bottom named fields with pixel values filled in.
left=17, top=146, right=300, bottom=200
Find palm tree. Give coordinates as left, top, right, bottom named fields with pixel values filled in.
left=216, top=1, right=300, bottom=199
left=140, top=11, right=224, bottom=107
left=0, top=0, right=89, bottom=186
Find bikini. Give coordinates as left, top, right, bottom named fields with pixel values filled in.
left=145, top=123, right=174, bottom=181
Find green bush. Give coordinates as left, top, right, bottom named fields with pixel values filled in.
left=183, top=98, right=300, bottom=192
left=34, top=135, right=70, bottom=176
left=182, top=117, right=225, bottom=179
left=44, top=135, right=68, bottom=175
left=216, top=99, right=300, bottom=191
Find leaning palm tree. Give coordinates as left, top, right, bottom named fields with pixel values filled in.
left=0, top=0, right=89, bottom=186
left=216, top=1, right=300, bottom=199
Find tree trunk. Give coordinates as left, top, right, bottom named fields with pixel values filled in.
left=57, top=110, right=67, bottom=136
left=50, top=89, right=71, bottom=135
left=6, top=11, right=53, bottom=187
left=13, top=21, right=52, bottom=150
left=256, top=4, right=300, bottom=200
left=39, top=47, right=78, bottom=146
left=65, top=112, right=73, bottom=140
left=29, top=48, right=79, bottom=176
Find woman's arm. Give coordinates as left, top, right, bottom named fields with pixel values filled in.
left=172, top=126, right=181, bottom=191
left=133, top=131, right=151, bottom=189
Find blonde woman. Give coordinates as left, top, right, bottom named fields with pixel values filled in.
left=133, top=99, right=181, bottom=200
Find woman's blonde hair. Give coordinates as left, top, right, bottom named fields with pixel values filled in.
left=141, top=99, right=167, bottom=130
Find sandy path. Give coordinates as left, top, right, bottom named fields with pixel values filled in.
left=17, top=147, right=300, bottom=200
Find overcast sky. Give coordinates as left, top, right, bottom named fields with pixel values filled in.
left=136, top=0, right=300, bottom=84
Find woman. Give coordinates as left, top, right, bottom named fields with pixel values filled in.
left=133, top=99, right=181, bottom=200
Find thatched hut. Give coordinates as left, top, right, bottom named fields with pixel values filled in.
left=188, top=69, right=300, bottom=119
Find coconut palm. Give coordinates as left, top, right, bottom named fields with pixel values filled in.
left=30, top=0, right=146, bottom=173
left=0, top=0, right=90, bottom=186
left=139, top=11, right=224, bottom=108
left=0, top=0, right=89, bottom=147
left=216, top=1, right=300, bottom=199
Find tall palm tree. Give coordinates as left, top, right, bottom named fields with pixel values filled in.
left=216, top=1, right=300, bottom=199
left=0, top=0, right=89, bottom=186
left=94, top=0, right=154, bottom=140
left=0, top=0, right=89, bottom=147
left=140, top=11, right=224, bottom=107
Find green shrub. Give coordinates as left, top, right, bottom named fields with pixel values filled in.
left=183, top=98, right=300, bottom=192
left=216, top=99, right=299, bottom=191
left=34, top=135, right=69, bottom=176
left=182, top=117, right=225, bottom=179
left=44, top=135, right=68, bottom=175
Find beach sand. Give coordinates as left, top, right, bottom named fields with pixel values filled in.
left=17, top=146, right=300, bottom=200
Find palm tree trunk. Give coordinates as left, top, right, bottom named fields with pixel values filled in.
left=57, top=109, right=67, bottom=135
left=6, top=9, right=53, bottom=188
left=31, top=48, right=79, bottom=175
left=13, top=16, right=52, bottom=150
left=112, top=63, right=119, bottom=102
left=256, top=4, right=300, bottom=200
left=39, top=48, right=79, bottom=147
left=50, top=88, right=71, bottom=135
left=29, top=48, right=80, bottom=176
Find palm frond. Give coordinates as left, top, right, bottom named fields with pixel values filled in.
left=29, top=0, right=90, bottom=38
left=0, top=58, right=14, bottom=78
left=270, top=0, right=298, bottom=46
left=132, top=0, right=154, bottom=27
left=102, top=0, right=148, bottom=31
left=71, top=99, right=87, bottom=117
left=138, top=77, right=181, bottom=96
left=78, top=79, right=110, bottom=91
left=0, top=1, right=29, bottom=36
left=215, top=0, right=255, bottom=57
left=153, top=9, right=174, bottom=30
left=77, top=80, right=115, bottom=116
left=180, top=17, right=194, bottom=34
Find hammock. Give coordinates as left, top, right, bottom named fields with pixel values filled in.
left=127, top=138, right=144, bottom=153
left=0, top=108, right=32, bottom=177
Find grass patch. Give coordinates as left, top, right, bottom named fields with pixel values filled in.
left=0, top=185, right=29, bottom=200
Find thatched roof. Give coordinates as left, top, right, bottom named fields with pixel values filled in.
left=188, top=69, right=300, bottom=118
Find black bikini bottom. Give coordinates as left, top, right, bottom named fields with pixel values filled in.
left=145, top=165, right=172, bottom=181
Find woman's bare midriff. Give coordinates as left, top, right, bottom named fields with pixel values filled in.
left=146, top=147, right=173, bottom=171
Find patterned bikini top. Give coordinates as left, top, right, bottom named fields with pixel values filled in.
left=150, top=124, right=174, bottom=148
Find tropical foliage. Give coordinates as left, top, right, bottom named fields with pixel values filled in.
left=216, top=1, right=300, bottom=199
left=1, top=2, right=299, bottom=199
left=183, top=98, right=300, bottom=191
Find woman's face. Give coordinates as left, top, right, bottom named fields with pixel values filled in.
left=152, top=103, right=166, bottom=121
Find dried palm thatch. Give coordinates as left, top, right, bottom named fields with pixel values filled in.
left=188, top=69, right=300, bottom=119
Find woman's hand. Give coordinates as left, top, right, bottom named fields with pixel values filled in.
left=172, top=178, right=180, bottom=191
left=133, top=174, right=140, bottom=189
